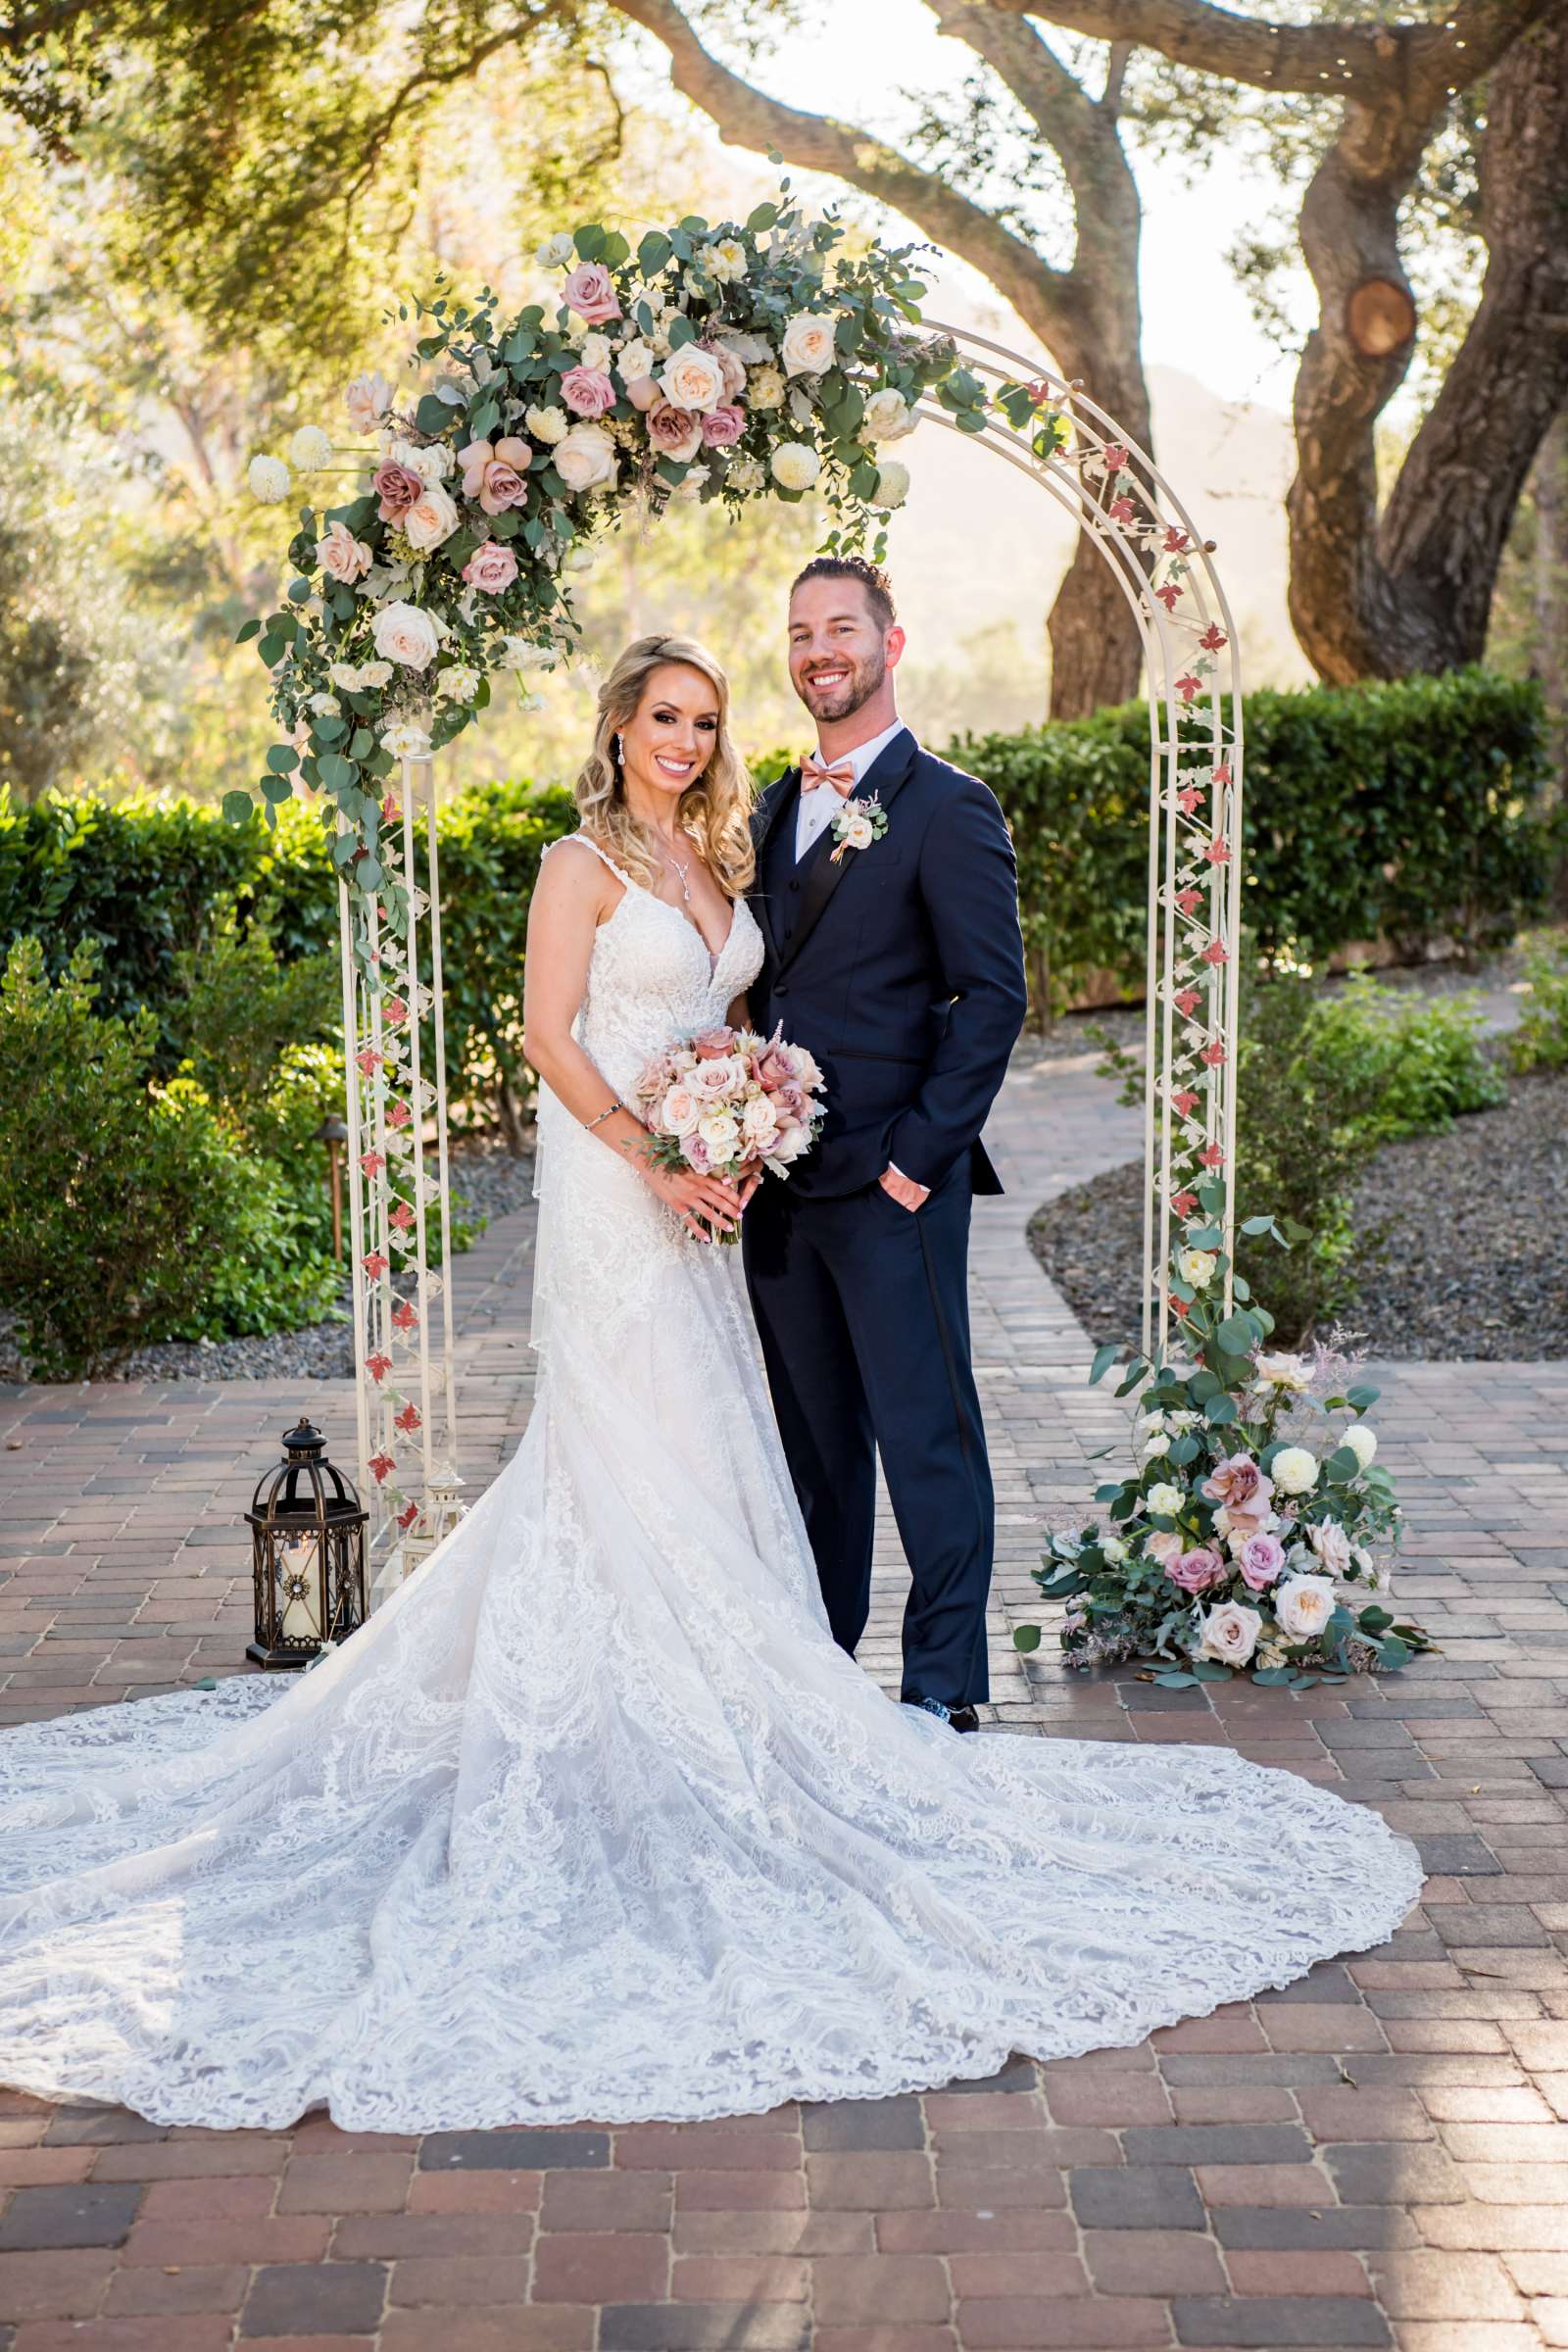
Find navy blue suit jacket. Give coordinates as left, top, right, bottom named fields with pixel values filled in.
left=747, top=728, right=1028, bottom=1200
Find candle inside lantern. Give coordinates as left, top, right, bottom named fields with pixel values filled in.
left=276, top=1534, right=322, bottom=1643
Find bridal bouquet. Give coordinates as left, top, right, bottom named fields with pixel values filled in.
left=631, top=1025, right=827, bottom=1235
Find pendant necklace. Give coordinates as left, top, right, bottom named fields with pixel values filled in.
left=663, top=844, right=692, bottom=904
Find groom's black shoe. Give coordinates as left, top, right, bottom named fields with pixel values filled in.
left=903, top=1693, right=980, bottom=1735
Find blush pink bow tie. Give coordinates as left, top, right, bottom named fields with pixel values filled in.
left=801, top=754, right=857, bottom=796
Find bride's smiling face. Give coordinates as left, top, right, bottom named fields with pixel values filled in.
left=619, top=663, right=720, bottom=810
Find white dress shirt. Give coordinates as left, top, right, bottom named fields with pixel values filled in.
left=789, top=719, right=923, bottom=1196
left=793, top=719, right=909, bottom=862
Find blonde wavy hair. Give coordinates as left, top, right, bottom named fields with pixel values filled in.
left=574, top=634, right=756, bottom=897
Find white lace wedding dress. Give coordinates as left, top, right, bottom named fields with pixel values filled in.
left=0, top=838, right=1423, bottom=2132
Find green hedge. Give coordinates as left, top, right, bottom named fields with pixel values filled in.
left=0, top=670, right=1554, bottom=1106
left=954, top=667, right=1557, bottom=1014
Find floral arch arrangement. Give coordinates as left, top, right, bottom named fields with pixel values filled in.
left=242, top=189, right=1279, bottom=1651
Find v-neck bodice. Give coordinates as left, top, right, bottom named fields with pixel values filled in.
left=557, top=833, right=764, bottom=1097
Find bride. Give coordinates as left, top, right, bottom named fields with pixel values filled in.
left=0, top=634, right=1421, bottom=2134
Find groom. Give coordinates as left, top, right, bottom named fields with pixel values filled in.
left=743, top=556, right=1027, bottom=1731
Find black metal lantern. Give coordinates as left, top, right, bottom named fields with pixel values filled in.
left=246, top=1417, right=368, bottom=1668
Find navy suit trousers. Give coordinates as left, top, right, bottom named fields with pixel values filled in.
left=743, top=1158, right=993, bottom=1707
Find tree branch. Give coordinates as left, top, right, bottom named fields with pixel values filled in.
left=612, top=0, right=1076, bottom=342
left=996, top=0, right=1553, bottom=105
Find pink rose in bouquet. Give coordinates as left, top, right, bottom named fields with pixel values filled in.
left=1202, top=1453, right=1274, bottom=1542
left=630, top=1023, right=828, bottom=1241
left=1238, top=1532, right=1286, bottom=1591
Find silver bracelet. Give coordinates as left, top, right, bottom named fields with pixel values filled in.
left=583, top=1101, right=626, bottom=1133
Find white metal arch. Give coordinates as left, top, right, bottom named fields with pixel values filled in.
left=347, top=326, right=1246, bottom=1581
left=924, top=328, right=1246, bottom=1364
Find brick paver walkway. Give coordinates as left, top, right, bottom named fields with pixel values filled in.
left=3, top=1043, right=1567, bottom=2351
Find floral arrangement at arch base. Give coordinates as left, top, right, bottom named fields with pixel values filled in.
left=237, top=185, right=1052, bottom=977
left=1014, top=1185, right=1435, bottom=1690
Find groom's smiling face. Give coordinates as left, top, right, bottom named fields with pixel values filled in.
left=787, top=577, right=903, bottom=726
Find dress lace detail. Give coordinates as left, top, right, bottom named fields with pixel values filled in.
left=0, top=864, right=1424, bottom=2132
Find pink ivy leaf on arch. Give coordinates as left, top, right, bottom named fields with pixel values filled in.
left=1200, top=624, right=1228, bottom=653
left=1175, top=674, right=1201, bottom=703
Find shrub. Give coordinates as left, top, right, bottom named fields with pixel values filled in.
left=1308, top=974, right=1506, bottom=1145
left=1508, top=932, right=1568, bottom=1073
left=954, top=667, right=1557, bottom=1017
left=0, top=939, right=335, bottom=1378
left=170, top=916, right=340, bottom=1132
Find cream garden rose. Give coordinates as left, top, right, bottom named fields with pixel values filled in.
left=402, top=483, right=461, bottom=552
left=1146, top=1482, right=1183, bottom=1518
left=748, top=366, right=786, bottom=411
left=780, top=311, right=837, bottom=376
left=863, top=387, right=916, bottom=442
left=1177, top=1247, right=1217, bottom=1290
left=553, top=421, right=618, bottom=494
left=1200, top=1600, right=1262, bottom=1668
left=317, top=520, right=372, bottom=584
left=1255, top=1351, right=1310, bottom=1392
left=658, top=345, right=727, bottom=414
left=370, top=601, right=441, bottom=671
left=1274, top=1575, right=1336, bottom=1642
left=344, top=369, right=394, bottom=432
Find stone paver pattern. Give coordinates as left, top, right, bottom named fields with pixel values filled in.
left=2, top=1041, right=1566, bottom=2350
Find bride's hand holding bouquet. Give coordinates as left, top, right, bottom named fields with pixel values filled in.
left=632, top=1024, right=826, bottom=1244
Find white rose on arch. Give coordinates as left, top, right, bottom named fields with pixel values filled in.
left=554, top=421, right=619, bottom=494
left=658, top=345, right=727, bottom=414
left=380, top=717, right=432, bottom=759
left=535, top=231, right=575, bottom=269
left=748, top=367, right=786, bottom=412
left=344, top=370, right=394, bottom=433
left=780, top=312, right=838, bottom=376
left=370, top=602, right=441, bottom=671
left=770, top=442, right=821, bottom=493
left=434, top=663, right=481, bottom=702
left=402, top=483, right=462, bottom=552
left=526, top=404, right=568, bottom=445
left=863, top=387, right=917, bottom=442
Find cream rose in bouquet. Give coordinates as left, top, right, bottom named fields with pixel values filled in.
left=630, top=1024, right=827, bottom=1241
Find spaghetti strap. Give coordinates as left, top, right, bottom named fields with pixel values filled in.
left=556, top=832, right=636, bottom=893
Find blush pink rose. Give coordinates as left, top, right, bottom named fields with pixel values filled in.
left=701, top=404, right=745, bottom=448
left=624, top=374, right=661, bottom=413
left=1202, top=1452, right=1274, bottom=1541
left=561, top=262, right=621, bottom=323
left=1166, top=1546, right=1229, bottom=1594
left=458, top=435, right=532, bottom=514
left=372, top=461, right=424, bottom=519
left=1143, top=1527, right=1184, bottom=1566
left=702, top=340, right=747, bottom=399
left=1238, top=1532, right=1285, bottom=1591
left=693, top=1028, right=736, bottom=1059
left=560, top=366, right=616, bottom=418
left=463, top=541, right=518, bottom=593
left=755, top=1048, right=795, bottom=1091
left=647, top=401, right=704, bottom=463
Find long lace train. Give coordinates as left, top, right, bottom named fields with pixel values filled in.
left=0, top=847, right=1424, bottom=2131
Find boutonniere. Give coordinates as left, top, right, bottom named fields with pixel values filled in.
left=829, top=793, right=889, bottom=864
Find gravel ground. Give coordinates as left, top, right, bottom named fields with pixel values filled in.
left=1030, top=1066, right=1568, bottom=1362
left=0, top=1134, right=535, bottom=1387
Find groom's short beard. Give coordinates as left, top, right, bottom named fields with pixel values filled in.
left=800, top=646, right=886, bottom=724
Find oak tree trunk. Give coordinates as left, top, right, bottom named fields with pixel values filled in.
left=1288, top=15, right=1568, bottom=682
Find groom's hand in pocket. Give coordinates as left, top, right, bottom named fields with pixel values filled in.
left=879, top=1165, right=930, bottom=1213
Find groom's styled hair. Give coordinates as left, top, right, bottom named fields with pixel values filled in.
left=790, top=554, right=897, bottom=633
